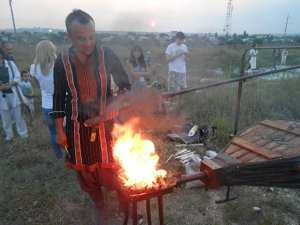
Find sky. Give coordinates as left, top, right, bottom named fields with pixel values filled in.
left=0, top=0, right=299, bottom=34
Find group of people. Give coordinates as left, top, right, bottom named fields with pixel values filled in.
left=1, top=9, right=189, bottom=223
left=0, top=39, right=64, bottom=157
left=248, top=44, right=289, bottom=71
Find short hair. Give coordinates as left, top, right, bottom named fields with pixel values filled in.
left=65, top=9, right=95, bottom=33
left=21, top=70, right=29, bottom=76
left=176, top=31, right=186, bottom=40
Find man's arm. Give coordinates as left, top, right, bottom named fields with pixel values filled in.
left=166, top=52, right=185, bottom=63
left=53, top=54, right=68, bottom=147
left=104, top=47, right=131, bottom=91
left=84, top=48, right=131, bottom=127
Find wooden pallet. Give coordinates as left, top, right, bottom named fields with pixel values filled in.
left=223, top=120, right=300, bottom=163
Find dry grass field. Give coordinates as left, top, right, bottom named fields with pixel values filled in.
left=1, top=39, right=300, bottom=225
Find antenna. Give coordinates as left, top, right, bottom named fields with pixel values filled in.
left=9, top=0, right=17, bottom=35
left=224, top=0, right=233, bottom=36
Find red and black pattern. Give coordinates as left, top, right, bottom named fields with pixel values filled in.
left=53, top=46, right=131, bottom=172
left=62, top=48, right=111, bottom=171
left=62, top=49, right=83, bottom=168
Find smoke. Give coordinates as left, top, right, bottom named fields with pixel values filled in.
left=106, top=87, right=185, bottom=134
left=109, top=11, right=154, bottom=32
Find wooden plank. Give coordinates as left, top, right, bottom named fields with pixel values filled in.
left=215, top=153, right=240, bottom=165
left=231, top=149, right=249, bottom=159
left=249, top=157, right=265, bottom=163
left=260, top=120, right=300, bottom=137
left=238, top=152, right=260, bottom=162
left=263, top=142, right=280, bottom=150
left=232, top=137, right=281, bottom=160
left=225, top=145, right=240, bottom=155
left=255, top=138, right=272, bottom=147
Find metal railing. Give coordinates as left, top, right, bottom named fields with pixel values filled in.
left=163, top=46, right=300, bottom=135
left=233, top=46, right=300, bottom=134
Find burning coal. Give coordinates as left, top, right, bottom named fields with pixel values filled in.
left=112, top=118, right=167, bottom=190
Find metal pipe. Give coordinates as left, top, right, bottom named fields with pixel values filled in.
left=146, top=199, right=152, bottom=225
left=176, top=172, right=207, bottom=186
left=163, top=64, right=300, bottom=98
left=233, top=49, right=248, bottom=135
left=249, top=46, right=300, bottom=50
left=158, top=196, right=164, bottom=225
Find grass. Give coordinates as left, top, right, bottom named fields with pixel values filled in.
left=1, top=40, right=300, bottom=225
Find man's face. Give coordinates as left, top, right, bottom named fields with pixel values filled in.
left=68, top=21, right=96, bottom=56
left=3, top=43, right=13, bottom=57
left=176, top=38, right=185, bottom=45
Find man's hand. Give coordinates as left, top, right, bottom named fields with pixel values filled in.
left=166, top=51, right=185, bottom=63
left=84, top=116, right=100, bottom=127
left=10, top=81, right=18, bottom=86
left=0, top=83, right=11, bottom=91
left=55, top=118, right=68, bottom=148
left=56, top=129, right=68, bottom=148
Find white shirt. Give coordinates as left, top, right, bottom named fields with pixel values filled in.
left=165, top=42, right=188, bottom=74
left=0, top=60, right=22, bottom=111
left=30, top=64, right=54, bottom=109
left=249, top=49, right=258, bottom=58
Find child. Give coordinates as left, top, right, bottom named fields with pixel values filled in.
left=19, top=70, right=35, bottom=117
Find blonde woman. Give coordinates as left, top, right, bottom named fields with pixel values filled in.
left=30, top=40, right=63, bottom=159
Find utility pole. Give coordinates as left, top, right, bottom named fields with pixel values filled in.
left=9, top=0, right=17, bottom=35
left=284, top=14, right=290, bottom=36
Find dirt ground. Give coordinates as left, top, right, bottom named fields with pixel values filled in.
left=1, top=112, right=299, bottom=225
left=1, top=42, right=300, bottom=225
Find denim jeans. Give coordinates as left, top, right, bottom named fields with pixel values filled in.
left=42, top=108, right=63, bottom=159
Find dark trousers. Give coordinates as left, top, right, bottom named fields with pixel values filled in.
left=77, top=168, right=118, bottom=209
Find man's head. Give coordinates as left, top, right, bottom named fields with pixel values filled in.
left=175, top=32, right=186, bottom=45
left=21, top=70, right=30, bottom=81
left=65, top=9, right=96, bottom=56
left=1, top=41, right=14, bottom=59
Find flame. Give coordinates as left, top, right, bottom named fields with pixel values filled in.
left=112, top=118, right=167, bottom=190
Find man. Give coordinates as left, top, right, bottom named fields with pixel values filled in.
left=0, top=49, right=28, bottom=142
left=1, top=40, right=14, bottom=61
left=53, top=9, right=130, bottom=215
left=165, top=32, right=189, bottom=92
left=281, top=49, right=288, bottom=66
left=249, top=44, right=258, bottom=71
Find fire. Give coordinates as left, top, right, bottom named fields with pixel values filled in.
left=112, top=118, right=167, bottom=190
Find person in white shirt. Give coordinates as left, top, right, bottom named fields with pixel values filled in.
left=30, top=40, right=63, bottom=159
left=281, top=49, right=288, bottom=65
left=165, top=32, right=189, bottom=92
left=0, top=50, right=28, bottom=142
left=249, top=44, right=258, bottom=71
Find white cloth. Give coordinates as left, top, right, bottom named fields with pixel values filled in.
left=281, top=50, right=288, bottom=65
left=1, top=101, right=28, bottom=140
left=0, top=60, right=22, bottom=111
left=30, top=64, right=54, bottom=109
left=165, top=42, right=188, bottom=74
